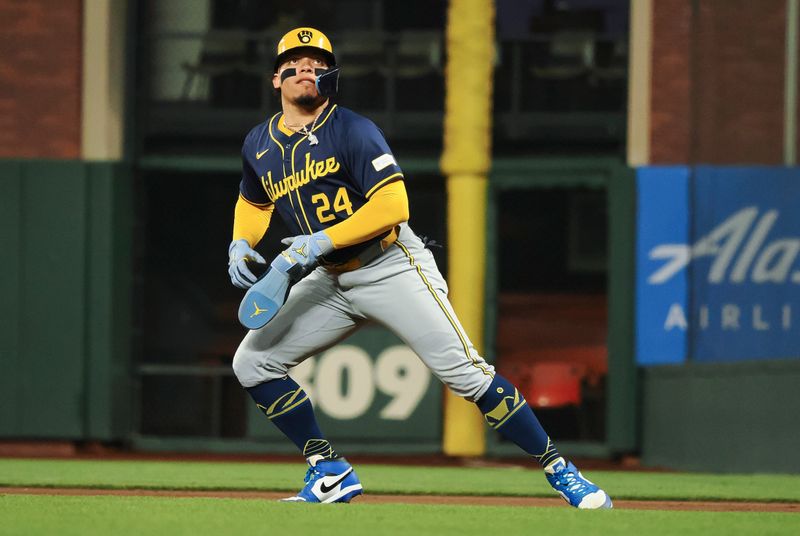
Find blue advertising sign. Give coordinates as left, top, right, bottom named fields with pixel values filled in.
left=636, top=167, right=690, bottom=365
left=636, top=166, right=800, bottom=364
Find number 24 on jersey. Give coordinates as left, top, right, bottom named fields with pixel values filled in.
left=313, top=187, right=354, bottom=223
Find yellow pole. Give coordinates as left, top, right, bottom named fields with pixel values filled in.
left=440, top=0, right=495, bottom=456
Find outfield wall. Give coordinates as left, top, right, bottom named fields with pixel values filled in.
left=4, top=159, right=798, bottom=472
left=636, top=166, right=800, bottom=473
left=642, top=359, right=800, bottom=473
left=0, top=161, right=132, bottom=441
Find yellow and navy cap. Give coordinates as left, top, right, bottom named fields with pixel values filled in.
left=274, top=27, right=336, bottom=72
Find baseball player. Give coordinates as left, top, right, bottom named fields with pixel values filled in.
left=227, top=27, right=612, bottom=508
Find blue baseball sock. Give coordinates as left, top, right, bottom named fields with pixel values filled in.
left=247, top=377, right=338, bottom=459
left=476, top=374, right=562, bottom=468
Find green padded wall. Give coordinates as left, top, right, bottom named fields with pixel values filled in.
left=0, top=162, right=23, bottom=435
left=0, top=160, right=132, bottom=440
left=642, top=359, right=800, bottom=473
left=606, top=166, right=638, bottom=453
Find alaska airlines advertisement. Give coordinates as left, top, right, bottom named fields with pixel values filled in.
left=636, top=166, right=800, bottom=365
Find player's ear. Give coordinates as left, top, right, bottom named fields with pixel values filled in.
left=272, top=73, right=281, bottom=90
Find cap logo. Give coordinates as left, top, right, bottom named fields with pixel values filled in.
left=298, top=30, right=312, bottom=44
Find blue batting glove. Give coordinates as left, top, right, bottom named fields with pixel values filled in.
left=280, top=231, right=334, bottom=272
left=228, top=239, right=267, bottom=289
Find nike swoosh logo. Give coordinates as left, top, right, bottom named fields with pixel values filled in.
left=318, top=468, right=353, bottom=494
left=256, top=148, right=269, bottom=159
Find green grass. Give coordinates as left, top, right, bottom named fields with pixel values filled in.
left=3, top=459, right=799, bottom=536
left=1, top=458, right=800, bottom=502
left=2, top=495, right=799, bottom=536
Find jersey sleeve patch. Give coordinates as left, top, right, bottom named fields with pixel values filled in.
left=371, top=153, right=397, bottom=172
left=342, top=113, right=403, bottom=196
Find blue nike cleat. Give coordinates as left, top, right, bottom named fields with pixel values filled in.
left=282, top=457, right=363, bottom=503
left=545, top=459, right=613, bottom=509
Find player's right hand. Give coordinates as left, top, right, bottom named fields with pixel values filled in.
left=228, top=239, right=267, bottom=289
left=269, top=249, right=308, bottom=282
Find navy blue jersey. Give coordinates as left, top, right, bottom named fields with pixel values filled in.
left=239, top=104, right=404, bottom=263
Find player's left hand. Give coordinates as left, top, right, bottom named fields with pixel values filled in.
left=280, top=231, right=334, bottom=272
left=228, top=239, right=267, bottom=289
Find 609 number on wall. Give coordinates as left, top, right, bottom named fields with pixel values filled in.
left=289, top=345, right=431, bottom=420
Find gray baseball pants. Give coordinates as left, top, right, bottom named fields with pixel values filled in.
left=232, top=223, right=495, bottom=401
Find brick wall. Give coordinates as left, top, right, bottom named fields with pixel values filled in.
left=649, top=0, right=787, bottom=164
left=650, top=0, right=693, bottom=163
left=693, top=0, right=785, bottom=164
left=0, top=0, right=82, bottom=158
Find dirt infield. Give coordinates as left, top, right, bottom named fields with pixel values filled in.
left=2, top=487, right=798, bottom=513
left=2, top=444, right=798, bottom=513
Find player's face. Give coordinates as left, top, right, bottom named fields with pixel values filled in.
left=273, top=52, right=330, bottom=107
